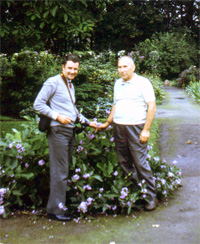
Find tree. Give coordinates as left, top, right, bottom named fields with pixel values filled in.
left=1, top=0, right=96, bottom=54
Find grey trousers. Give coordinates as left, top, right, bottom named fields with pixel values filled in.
left=113, top=123, right=156, bottom=199
left=47, top=126, right=75, bottom=215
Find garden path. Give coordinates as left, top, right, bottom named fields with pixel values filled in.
left=1, top=86, right=200, bottom=244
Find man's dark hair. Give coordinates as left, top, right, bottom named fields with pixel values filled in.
left=62, top=54, right=80, bottom=66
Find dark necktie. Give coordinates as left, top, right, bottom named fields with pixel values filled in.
left=68, top=80, right=72, bottom=88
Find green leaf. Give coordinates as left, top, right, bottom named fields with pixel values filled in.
left=12, top=30, right=19, bottom=35
left=64, top=14, right=68, bottom=23
left=92, top=175, right=103, bottom=182
left=12, top=190, right=23, bottom=196
left=51, top=6, right=58, bottom=17
left=31, top=15, right=36, bottom=21
left=43, top=11, right=49, bottom=18
left=10, top=159, right=18, bottom=170
left=40, top=22, right=45, bottom=29
left=15, top=172, right=34, bottom=180
left=103, top=193, right=118, bottom=198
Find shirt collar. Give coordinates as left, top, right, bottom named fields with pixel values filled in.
left=120, top=73, right=137, bottom=84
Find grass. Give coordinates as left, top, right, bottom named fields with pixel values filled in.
left=1, top=119, right=29, bottom=138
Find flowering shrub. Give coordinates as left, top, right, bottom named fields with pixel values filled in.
left=0, top=117, right=182, bottom=218
left=134, top=32, right=198, bottom=79
left=1, top=49, right=164, bottom=119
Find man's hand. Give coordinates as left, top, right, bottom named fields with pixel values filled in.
left=57, top=114, right=72, bottom=125
left=140, top=129, right=150, bottom=144
left=89, top=121, right=98, bottom=128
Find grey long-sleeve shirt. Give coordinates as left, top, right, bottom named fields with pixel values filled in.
left=33, top=74, right=90, bottom=128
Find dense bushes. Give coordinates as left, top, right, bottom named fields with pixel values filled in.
left=131, top=32, right=198, bottom=80
left=1, top=50, right=164, bottom=119
left=0, top=117, right=182, bottom=218
left=0, top=51, right=61, bottom=117
left=176, top=66, right=200, bottom=88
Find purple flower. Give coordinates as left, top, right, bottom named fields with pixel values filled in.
left=83, top=185, right=92, bottom=191
left=16, top=144, right=22, bottom=149
left=76, top=145, right=84, bottom=153
left=120, top=187, right=128, bottom=199
left=87, top=197, right=94, bottom=205
left=83, top=173, right=90, bottom=179
left=153, top=66, right=157, bottom=69
left=79, top=140, right=84, bottom=145
left=105, top=147, right=109, bottom=152
left=25, top=163, right=29, bottom=168
left=72, top=174, right=80, bottom=181
left=58, top=202, right=68, bottom=211
left=147, top=145, right=152, bottom=151
left=172, top=160, right=178, bottom=165
left=147, top=154, right=151, bottom=159
left=78, top=201, right=88, bottom=213
left=113, top=171, right=118, bottom=176
left=38, top=159, right=45, bottom=166
left=99, top=188, right=104, bottom=193
left=88, top=131, right=95, bottom=140
left=141, top=188, right=147, bottom=194
left=161, top=179, right=166, bottom=185
left=75, top=168, right=81, bottom=173
left=154, top=157, right=159, bottom=162
left=168, top=172, right=174, bottom=177
left=112, top=205, right=117, bottom=211
left=9, top=143, right=13, bottom=149
left=0, top=206, right=5, bottom=215
left=110, top=137, right=114, bottom=142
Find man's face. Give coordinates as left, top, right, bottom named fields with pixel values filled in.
left=62, top=61, right=79, bottom=80
left=118, top=57, right=135, bottom=81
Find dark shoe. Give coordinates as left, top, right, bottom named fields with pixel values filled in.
left=145, top=198, right=158, bottom=211
left=47, top=213, right=72, bottom=221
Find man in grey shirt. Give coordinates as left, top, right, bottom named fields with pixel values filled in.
left=34, top=54, right=96, bottom=221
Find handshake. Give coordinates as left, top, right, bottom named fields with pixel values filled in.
left=89, top=120, right=111, bottom=131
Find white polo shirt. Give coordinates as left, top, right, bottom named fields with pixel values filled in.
left=113, top=73, right=155, bottom=125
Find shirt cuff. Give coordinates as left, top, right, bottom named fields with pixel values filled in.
left=52, top=111, right=59, bottom=120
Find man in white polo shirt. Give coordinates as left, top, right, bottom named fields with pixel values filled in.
left=100, top=56, right=158, bottom=211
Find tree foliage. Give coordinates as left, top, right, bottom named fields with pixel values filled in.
left=1, top=0, right=199, bottom=54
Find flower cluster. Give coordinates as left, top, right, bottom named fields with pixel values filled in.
left=78, top=197, right=95, bottom=213
left=120, top=187, right=129, bottom=199
left=0, top=188, right=9, bottom=216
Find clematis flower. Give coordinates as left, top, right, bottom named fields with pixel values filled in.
left=120, top=187, right=129, bottom=199
left=83, top=173, right=90, bottom=179
left=78, top=201, right=87, bottom=213
left=99, top=188, right=104, bottom=193
left=38, top=159, right=45, bottom=166
left=110, top=137, right=114, bottom=142
left=72, top=174, right=80, bottom=181
left=83, top=185, right=92, bottom=191
left=75, top=168, right=81, bottom=173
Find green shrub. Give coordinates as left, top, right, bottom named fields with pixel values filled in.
left=1, top=50, right=61, bottom=117
left=176, top=66, right=200, bottom=88
left=0, top=117, right=182, bottom=218
left=132, top=32, right=198, bottom=80
left=185, top=80, right=200, bottom=104
left=1, top=49, right=164, bottom=120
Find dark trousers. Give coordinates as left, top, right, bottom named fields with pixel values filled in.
left=47, top=126, right=75, bottom=215
left=113, top=123, right=156, bottom=199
